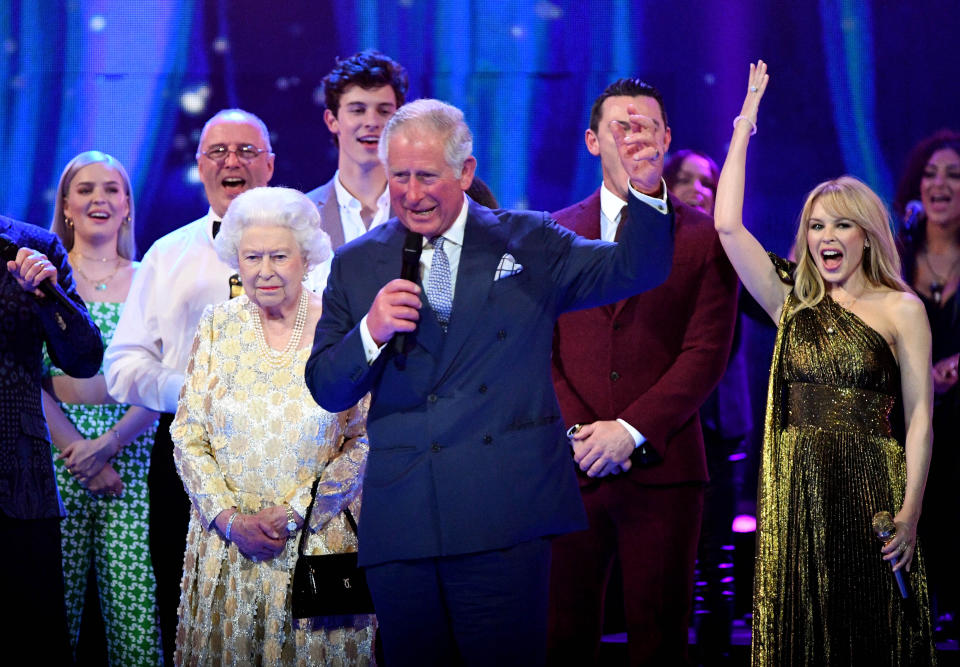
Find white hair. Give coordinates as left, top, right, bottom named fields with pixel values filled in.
left=214, top=187, right=331, bottom=270
left=378, top=99, right=473, bottom=176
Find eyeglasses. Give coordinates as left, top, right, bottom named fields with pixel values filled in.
left=200, top=144, right=269, bottom=164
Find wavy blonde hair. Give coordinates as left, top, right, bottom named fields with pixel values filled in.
left=791, top=175, right=909, bottom=313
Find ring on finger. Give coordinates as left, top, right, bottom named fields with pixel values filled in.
left=750, top=85, right=759, bottom=92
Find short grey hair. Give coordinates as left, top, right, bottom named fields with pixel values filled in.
left=214, top=187, right=331, bottom=270
left=196, top=108, right=273, bottom=157
left=378, top=99, right=473, bottom=176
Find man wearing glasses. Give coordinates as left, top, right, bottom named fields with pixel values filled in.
left=105, top=108, right=320, bottom=665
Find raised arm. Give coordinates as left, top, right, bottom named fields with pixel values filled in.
left=714, top=61, right=789, bottom=324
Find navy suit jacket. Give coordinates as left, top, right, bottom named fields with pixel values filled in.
left=305, top=197, right=672, bottom=566
left=0, top=217, right=103, bottom=519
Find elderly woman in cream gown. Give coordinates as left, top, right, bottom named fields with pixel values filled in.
left=172, top=186, right=375, bottom=665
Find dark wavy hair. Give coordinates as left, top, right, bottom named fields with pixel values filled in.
left=589, top=78, right=667, bottom=132
left=893, top=129, right=960, bottom=283
left=322, top=50, right=409, bottom=137
left=663, top=149, right=719, bottom=192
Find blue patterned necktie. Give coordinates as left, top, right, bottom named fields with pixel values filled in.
left=426, top=235, right=453, bottom=331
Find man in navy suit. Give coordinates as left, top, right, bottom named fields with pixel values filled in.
left=1, top=215, right=103, bottom=663
left=305, top=99, right=673, bottom=665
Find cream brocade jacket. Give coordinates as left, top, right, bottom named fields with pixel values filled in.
left=172, top=297, right=374, bottom=666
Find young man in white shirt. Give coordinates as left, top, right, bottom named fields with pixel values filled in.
left=306, top=50, right=408, bottom=268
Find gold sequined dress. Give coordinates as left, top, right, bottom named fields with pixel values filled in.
left=171, top=296, right=375, bottom=666
left=753, top=257, right=936, bottom=666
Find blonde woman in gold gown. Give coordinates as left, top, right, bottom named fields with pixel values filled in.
left=171, top=187, right=375, bottom=665
left=712, top=62, right=937, bottom=664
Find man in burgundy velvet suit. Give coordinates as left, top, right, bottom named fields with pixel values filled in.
left=547, top=79, right=738, bottom=665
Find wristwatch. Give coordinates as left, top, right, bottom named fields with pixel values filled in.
left=285, top=505, right=298, bottom=534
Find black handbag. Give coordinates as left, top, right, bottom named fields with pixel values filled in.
left=291, top=477, right=375, bottom=618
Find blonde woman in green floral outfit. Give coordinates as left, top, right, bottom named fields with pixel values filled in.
left=41, top=151, right=162, bottom=665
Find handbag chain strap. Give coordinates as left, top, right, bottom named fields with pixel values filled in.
left=295, top=475, right=359, bottom=557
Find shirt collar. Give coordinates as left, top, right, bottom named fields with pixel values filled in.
left=333, top=170, right=390, bottom=212
left=599, top=183, right=629, bottom=223
left=427, top=194, right=469, bottom=248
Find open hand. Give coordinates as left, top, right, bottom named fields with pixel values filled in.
left=735, top=60, right=770, bottom=133
left=610, top=106, right=668, bottom=193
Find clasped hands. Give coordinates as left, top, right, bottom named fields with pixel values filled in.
left=58, top=433, right=123, bottom=496
left=220, top=505, right=304, bottom=563
left=569, top=420, right=635, bottom=478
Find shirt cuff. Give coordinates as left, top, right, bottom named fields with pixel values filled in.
left=627, top=179, right=670, bottom=215
left=617, top=418, right=647, bottom=448
left=161, top=372, right=186, bottom=415
left=359, top=315, right=386, bottom=364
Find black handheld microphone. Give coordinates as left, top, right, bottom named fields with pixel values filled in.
left=904, top=200, right=924, bottom=233
left=872, top=511, right=909, bottom=599
left=392, top=230, right=424, bottom=370
left=0, top=233, right=79, bottom=313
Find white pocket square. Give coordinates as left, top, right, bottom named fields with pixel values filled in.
left=495, top=253, right=524, bottom=280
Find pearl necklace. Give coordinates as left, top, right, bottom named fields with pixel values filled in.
left=251, top=289, right=309, bottom=368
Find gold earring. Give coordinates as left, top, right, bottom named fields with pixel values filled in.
left=124, top=215, right=131, bottom=225
left=66, top=217, right=74, bottom=228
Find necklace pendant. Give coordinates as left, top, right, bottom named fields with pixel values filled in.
left=826, top=326, right=835, bottom=335
left=95, top=282, right=107, bottom=291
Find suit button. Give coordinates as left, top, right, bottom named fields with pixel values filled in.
left=613, top=322, right=622, bottom=331
left=428, top=393, right=438, bottom=403
left=610, top=371, right=620, bottom=381
left=431, top=443, right=441, bottom=452
left=497, top=330, right=507, bottom=340
left=483, top=434, right=493, bottom=444
left=479, top=385, right=487, bottom=393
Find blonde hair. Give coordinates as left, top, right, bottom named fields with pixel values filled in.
left=50, top=151, right=136, bottom=260
left=790, top=175, right=909, bottom=313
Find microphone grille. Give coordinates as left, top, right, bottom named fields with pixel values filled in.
left=872, top=510, right=895, bottom=536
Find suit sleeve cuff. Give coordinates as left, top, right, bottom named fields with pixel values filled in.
left=617, top=418, right=647, bottom=448
left=359, top=315, right=386, bottom=364
left=627, top=179, right=670, bottom=214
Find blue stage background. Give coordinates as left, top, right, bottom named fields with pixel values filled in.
left=1, top=0, right=958, bottom=258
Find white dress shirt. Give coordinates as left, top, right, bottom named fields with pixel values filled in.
left=333, top=170, right=392, bottom=243
left=105, top=209, right=327, bottom=413
left=359, top=194, right=469, bottom=361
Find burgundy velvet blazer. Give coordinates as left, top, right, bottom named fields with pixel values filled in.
left=551, top=189, right=738, bottom=486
